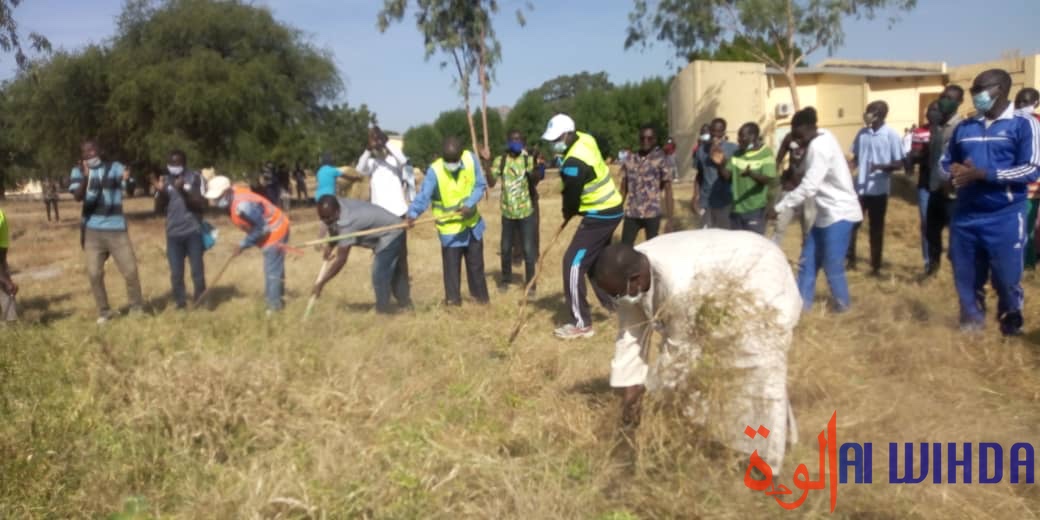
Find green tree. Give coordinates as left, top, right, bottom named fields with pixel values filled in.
left=505, top=74, right=669, bottom=160
left=688, top=35, right=805, bottom=65
left=378, top=0, right=527, bottom=156
left=403, top=108, right=504, bottom=171
left=107, top=0, right=341, bottom=172
left=2, top=0, right=350, bottom=188
left=0, top=0, right=50, bottom=69
left=625, top=0, right=917, bottom=109
left=402, top=124, right=440, bottom=171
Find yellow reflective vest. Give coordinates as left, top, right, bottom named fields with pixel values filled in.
left=430, top=151, right=481, bottom=235
left=562, top=131, right=622, bottom=212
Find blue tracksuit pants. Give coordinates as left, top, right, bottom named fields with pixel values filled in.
left=949, top=203, right=1026, bottom=331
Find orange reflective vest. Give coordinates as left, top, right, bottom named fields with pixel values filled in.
left=229, top=186, right=289, bottom=247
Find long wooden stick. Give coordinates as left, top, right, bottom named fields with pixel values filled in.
left=194, top=253, right=236, bottom=307
left=507, top=219, right=572, bottom=346
left=303, top=260, right=331, bottom=320
left=292, top=212, right=457, bottom=249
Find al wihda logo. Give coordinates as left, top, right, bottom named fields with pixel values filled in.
left=743, top=412, right=1038, bottom=512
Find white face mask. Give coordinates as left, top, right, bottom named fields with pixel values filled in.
left=86, top=157, right=102, bottom=169
left=167, top=165, right=184, bottom=176
left=700, top=133, right=711, bottom=141
left=614, top=279, right=645, bottom=305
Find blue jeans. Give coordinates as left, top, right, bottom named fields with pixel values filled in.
left=917, top=187, right=930, bottom=268
left=262, top=232, right=288, bottom=311
left=798, top=220, right=854, bottom=311
left=373, top=233, right=411, bottom=313
left=167, top=232, right=206, bottom=308
left=501, top=215, right=538, bottom=284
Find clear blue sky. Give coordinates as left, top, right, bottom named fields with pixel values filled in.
left=2, top=0, right=1038, bottom=132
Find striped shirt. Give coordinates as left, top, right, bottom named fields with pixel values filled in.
left=69, top=162, right=128, bottom=231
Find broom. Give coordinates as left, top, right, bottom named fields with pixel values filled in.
left=506, top=218, right=572, bottom=346
left=194, top=252, right=236, bottom=308
left=303, top=259, right=331, bottom=320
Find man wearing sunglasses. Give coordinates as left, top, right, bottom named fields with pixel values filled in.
left=940, top=69, right=1040, bottom=336
left=592, top=231, right=801, bottom=473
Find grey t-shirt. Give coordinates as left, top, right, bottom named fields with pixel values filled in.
left=329, top=198, right=404, bottom=252
left=164, top=171, right=203, bottom=237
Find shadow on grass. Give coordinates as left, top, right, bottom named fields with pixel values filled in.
left=17, top=292, right=75, bottom=324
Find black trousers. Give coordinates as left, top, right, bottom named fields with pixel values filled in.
left=562, top=215, right=621, bottom=328
left=441, top=239, right=489, bottom=305
left=926, top=192, right=955, bottom=270
left=847, top=194, right=888, bottom=271
left=620, top=216, right=661, bottom=246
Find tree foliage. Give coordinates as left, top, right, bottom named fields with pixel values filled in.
left=378, top=0, right=527, bottom=155
left=0, top=0, right=51, bottom=69
left=504, top=73, right=669, bottom=160
left=403, top=108, right=503, bottom=171
left=687, top=35, right=805, bottom=65
left=0, top=0, right=359, bottom=191
left=625, top=0, right=917, bottom=108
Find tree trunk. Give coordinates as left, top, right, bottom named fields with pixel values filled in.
left=785, top=67, right=801, bottom=112
left=464, top=95, right=479, bottom=155
left=477, top=32, right=490, bottom=155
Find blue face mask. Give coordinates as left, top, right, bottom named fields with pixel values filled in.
left=973, top=89, right=996, bottom=113
left=552, top=141, right=568, bottom=153
left=444, top=161, right=462, bottom=172
left=216, top=194, right=231, bottom=209
left=507, top=140, right=524, bottom=154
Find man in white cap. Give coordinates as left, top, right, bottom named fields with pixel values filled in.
left=542, top=114, right=624, bottom=339
left=204, top=175, right=291, bottom=312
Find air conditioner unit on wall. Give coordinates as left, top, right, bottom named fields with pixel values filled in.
left=775, top=102, right=793, bottom=118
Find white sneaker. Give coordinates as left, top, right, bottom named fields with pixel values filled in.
left=96, top=311, right=117, bottom=325
left=553, top=323, right=594, bottom=340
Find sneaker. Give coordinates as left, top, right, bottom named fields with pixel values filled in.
left=96, top=311, right=117, bottom=325
left=553, top=323, right=594, bottom=340
left=959, top=321, right=984, bottom=334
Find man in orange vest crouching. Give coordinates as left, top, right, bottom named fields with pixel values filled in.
left=204, top=175, right=291, bottom=312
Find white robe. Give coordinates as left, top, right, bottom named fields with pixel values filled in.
left=610, top=230, right=802, bottom=471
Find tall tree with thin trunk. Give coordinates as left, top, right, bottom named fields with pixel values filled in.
left=625, top=0, right=917, bottom=110
left=378, top=0, right=527, bottom=156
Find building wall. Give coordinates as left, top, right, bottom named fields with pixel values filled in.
left=867, top=76, right=945, bottom=134
left=668, top=54, right=1040, bottom=178
left=669, top=60, right=768, bottom=180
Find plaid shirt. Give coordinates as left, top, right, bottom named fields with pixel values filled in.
left=621, top=147, right=673, bottom=218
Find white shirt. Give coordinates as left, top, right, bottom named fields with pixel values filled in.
left=356, top=144, right=411, bottom=217
left=609, top=230, right=802, bottom=472
left=774, top=129, right=863, bottom=227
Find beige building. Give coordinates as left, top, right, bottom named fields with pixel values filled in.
left=669, top=54, right=1040, bottom=180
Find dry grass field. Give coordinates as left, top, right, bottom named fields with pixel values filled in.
left=2, top=172, right=1040, bottom=519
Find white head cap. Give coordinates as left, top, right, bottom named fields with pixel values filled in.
left=203, top=175, right=231, bottom=200
left=541, top=114, right=576, bottom=141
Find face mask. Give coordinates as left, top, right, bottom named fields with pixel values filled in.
left=216, top=197, right=230, bottom=209
left=973, top=89, right=996, bottom=113
left=443, top=161, right=462, bottom=172
left=938, top=98, right=958, bottom=115
left=613, top=279, right=645, bottom=305
left=507, top=140, right=524, bottom=154
left=863, top=112, right=877, bottom=126
left=86, top=157, right=102, bottom=169
left=700, top=133, right=711, bottom=142
left=552, top=141, right=568, bottom=153
left=167, top=165, right=184, bottom=176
